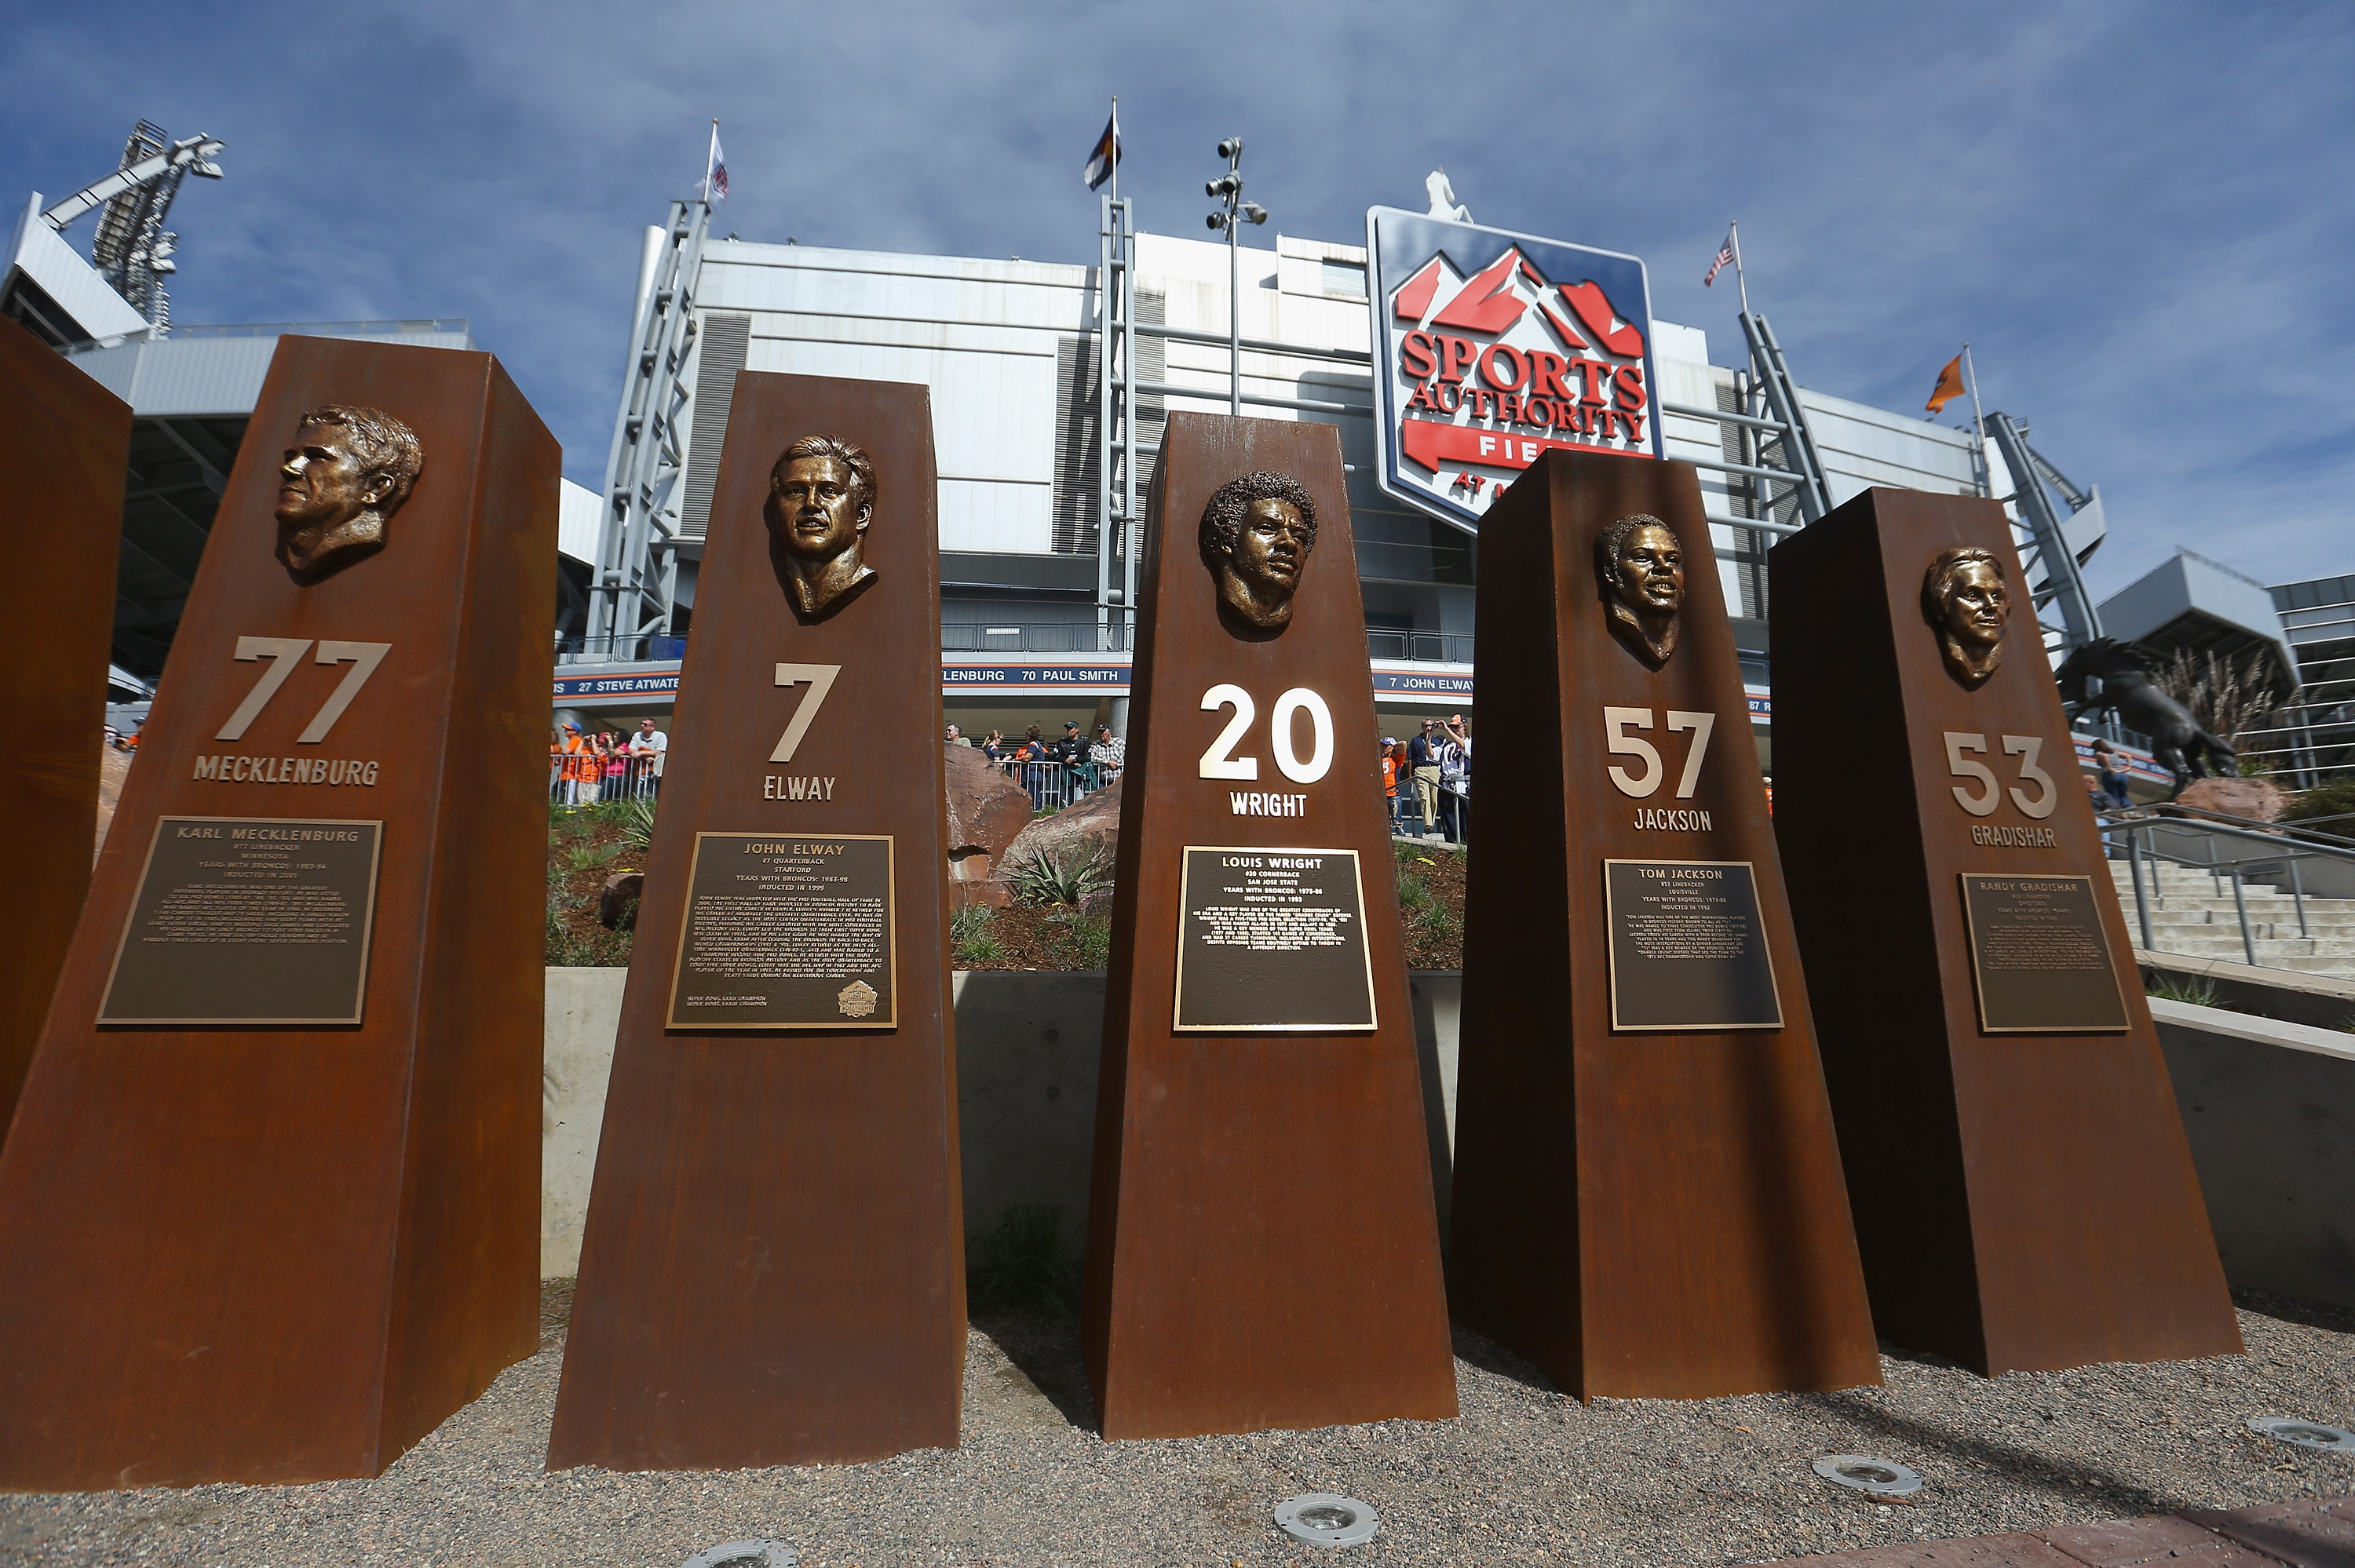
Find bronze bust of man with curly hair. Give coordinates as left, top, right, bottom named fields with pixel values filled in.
left=1199, top=469, right=1318, bottom=631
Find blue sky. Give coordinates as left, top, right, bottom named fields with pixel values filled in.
left=7, top=0, right=2348, bottom=597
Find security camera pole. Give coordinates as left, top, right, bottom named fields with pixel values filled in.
left=1205, top=137, right=1267, bottom=416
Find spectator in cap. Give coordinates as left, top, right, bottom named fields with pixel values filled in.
left=1407, top=720, right=1443, bottom=837
left=558, top=722, right=593, bottom=808
left=1055, top=720, right=1095, bottom=797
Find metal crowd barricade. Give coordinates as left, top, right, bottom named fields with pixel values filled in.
left=2103, top=802, right=2355, bottom=968
left=986, top=754, right=1124, bottom=816
left=549, top=748, right=664, bottom=807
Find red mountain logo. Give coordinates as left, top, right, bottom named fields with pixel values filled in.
left=1386, top=245, right=1652, bottom=490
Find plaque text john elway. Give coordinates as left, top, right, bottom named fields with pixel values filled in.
left=667, top=832, right=897, bottom=1030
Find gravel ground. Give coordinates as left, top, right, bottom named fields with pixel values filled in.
left=2, top=1286, right=2350, bottom=1567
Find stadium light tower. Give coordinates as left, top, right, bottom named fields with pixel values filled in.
left=1204, top=137, right=1266, bottom=416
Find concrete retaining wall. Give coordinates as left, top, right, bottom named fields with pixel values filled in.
left=539, top=972, right=2354, bottom=1314
left=539, top=968, right=1462, bottom=1278
left=543, top=967, right=628, bottom=1278
left=2152, top=996, right=2355, bottom=1310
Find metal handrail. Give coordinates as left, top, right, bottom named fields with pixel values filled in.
left=2101, top=806, right=2355, bottom=969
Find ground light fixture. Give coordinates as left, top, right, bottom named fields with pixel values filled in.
left=1812, top=1455, right=1924, bottom=1497
left=2248, top=1417, right=2355, bottom=1452
left=1276, top=1493, right=1382, bottom=1548
left=679, top=1542, right=798, bottom=1568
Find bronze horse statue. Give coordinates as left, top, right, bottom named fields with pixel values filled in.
left=2055, top=637, right=2233, bottom=797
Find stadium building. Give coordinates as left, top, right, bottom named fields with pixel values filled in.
left=10, top=128, right=2328, bottom=786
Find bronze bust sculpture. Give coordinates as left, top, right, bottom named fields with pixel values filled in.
left=1922, top=546, right=2010, bottom=687
left=1596, top=513, right=1684, bottom=666
left=766, top=435, right=878, bottom=620
left=1200, top=470, right=1318, bottom=631
left=273, top=405, right=423, bottom=583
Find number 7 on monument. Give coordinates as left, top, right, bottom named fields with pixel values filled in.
left=771, top=663, right=842, bottom=764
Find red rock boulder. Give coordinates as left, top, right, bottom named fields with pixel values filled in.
left=2174, top=775, right=2285, bottom=823
left=944, top=742, right=1035, bottom=906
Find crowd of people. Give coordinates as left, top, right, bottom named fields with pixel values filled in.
left=550, top=717, right=667, bottom=807
left=948, top=720, right=1125, bottom=809
left=1385, top=713, right=1471, bottom=844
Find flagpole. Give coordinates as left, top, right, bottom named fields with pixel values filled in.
left=1729, top=219, right=1751, bottom=319
left=1109, top=97, right=1119, bottom=207
left=704, top=119, right=719, bottom=207
left=1962, top=341, right=1990, bottom=498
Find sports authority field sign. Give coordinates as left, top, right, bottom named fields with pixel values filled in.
left=1365, top=207, right=1659, bottom=533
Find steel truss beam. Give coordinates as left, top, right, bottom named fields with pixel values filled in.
left=587, top=199, right=710, bottom=658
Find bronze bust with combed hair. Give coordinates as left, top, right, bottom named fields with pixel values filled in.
left=273, top=405, right=424, bottom=583
left=1595, top=513, right=1685, bottom=667
left=765, top=434, right=878, bottom=620
left=1199, top=469, right=1318, bottom=632
left=1922, top=545, right=2010, bottom=687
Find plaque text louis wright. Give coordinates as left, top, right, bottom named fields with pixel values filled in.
left=1174, top=846, right=1376, bottom=1032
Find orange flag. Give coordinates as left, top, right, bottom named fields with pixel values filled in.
left=1925, top=352, right=1967, bottom=414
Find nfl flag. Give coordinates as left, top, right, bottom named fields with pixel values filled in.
left=1083, top=110, right=1120, bottom=191
left=1703, top=228, right=1735, bottom=287
left=705, top=126, right=728, bottom=203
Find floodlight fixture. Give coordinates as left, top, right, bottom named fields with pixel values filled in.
left=1243, top=202, right=1267, bottom=225
left=1218, top=137, right=1243, bottom=159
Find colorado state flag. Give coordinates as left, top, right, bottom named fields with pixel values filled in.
left=1083, top=111, right=1120, bottom=191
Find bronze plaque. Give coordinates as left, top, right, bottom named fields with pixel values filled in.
left=1603, top=859, right=1784, bottom=1031
left=1959, top=873, right=2130, bottom=1034
left=97, top=815, right=383, bottom=1026
left=667, top=832, right=896, bottom=1030
left=1173, top=846, right=1376, bottom=1032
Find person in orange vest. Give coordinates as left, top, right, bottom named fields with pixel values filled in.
left=559, top=722, right=595, bottom=808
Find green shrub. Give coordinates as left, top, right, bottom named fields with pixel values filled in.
left=2146, top=974, right=2225, bottom=1009
left=568, top=841, right=623, bottom=873
left=967, top=1205, right=1081, bottom=1316
left=615, top=796, right=658, bottom=851
left=1050, top=911, right=1112, bottom=969
left=951, top=903, right=1004, bottom=965
left=2281, top=777, right=2355, bottom=843
left=1006, top=843, right=1112, bottom=907
left=1416, top=900, right=1459, bottom=943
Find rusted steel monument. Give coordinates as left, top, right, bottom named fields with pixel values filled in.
left=1081, top=412, right=1458, bottom=1439
left=0, top=336, right=557, bottom=1487
left=1448, top=448, right=1882, bottom=1400
left=549, top=374, right=965, bottom=1470
left=0, top=315, right=130, bottom=1136
left=1770, top=487, right=2239, bottom=1375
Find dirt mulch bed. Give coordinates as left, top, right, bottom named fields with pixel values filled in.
left=544, top=817, right=1470, bottom=975
left=951, top=900, right=1112, bottom=971
left=544, top=810, right=642, bottom=966
left=1393, top=841, right=1468, bottom=970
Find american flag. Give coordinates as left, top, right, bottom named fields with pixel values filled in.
left=1703, top=228, right=1735, bottom=287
